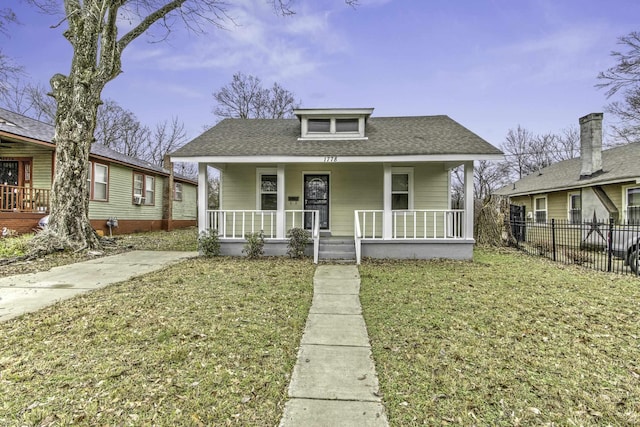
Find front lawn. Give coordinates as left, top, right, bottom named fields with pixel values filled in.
left=0, top=257, right=314, bottom=426
left=360, top=247, right=640, bottom=426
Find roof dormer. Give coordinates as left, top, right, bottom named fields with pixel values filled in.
left=294, top=108, right=374, bottom=141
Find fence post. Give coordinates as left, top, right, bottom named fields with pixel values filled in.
left=551, top=219, right=557, bottom=261
left=607, top=217, right=614, bottom=272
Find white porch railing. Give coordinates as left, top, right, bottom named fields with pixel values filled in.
left=354, top=209, right=466, bottom=264
left=206, top=210, right=320, bottom=263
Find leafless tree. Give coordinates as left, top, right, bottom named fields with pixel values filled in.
left=597, top=31, right=640, bottom=143
left=148, top=116, right=188, bottom=166
left=502, top=125, right=535, bottom=180
left=0, top=81, right=57, bottom=123
left=554, top=125, right=581, bottom=161
left=95, top=99, right=151, bottom=159
left=25, top=0, right=352, bottom=251
left=0, top=7, right=23, bottom=104
left=213, top=72, right=299, bottom=119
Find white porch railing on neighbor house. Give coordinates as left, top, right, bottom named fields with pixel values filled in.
left=206, top=210, right=320, bottom=263
left=354, top=209, right=466, bottom=264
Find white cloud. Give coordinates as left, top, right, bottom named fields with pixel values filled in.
left=123, top=0, right=350, bottom=81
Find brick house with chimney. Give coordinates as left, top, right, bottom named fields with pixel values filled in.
left=495, top=113, right=640, bottom=226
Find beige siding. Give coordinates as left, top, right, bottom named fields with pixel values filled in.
left=220, top=162, right=453, bottom=236
left=172, top=182, right=197, bottom=220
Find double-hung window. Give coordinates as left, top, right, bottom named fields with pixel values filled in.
left=259, top=172, right=277, bottom=210
left=133, top=172, right=155, bottom=206
left=568, top=192, right=581, bottom=224
left=391, top=168, right=413, bottom=210
left=87, top=162, right=108, bottom=201
left=173, top=182, right=183, bottom=201
left=534, top=196, right=547, bottom=223
left=626, top=186, right=640, bottom=225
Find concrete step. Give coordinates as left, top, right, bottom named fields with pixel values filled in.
left=318, top=238, right=356, bottom=262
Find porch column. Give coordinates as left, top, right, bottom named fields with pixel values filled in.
left=198, top=162, right=208, bottom=234
left=383, top=163, right=392, bottom=239
left=276, top=164, right=286, bottom=239
left=464, top=161, right=474, bottom=240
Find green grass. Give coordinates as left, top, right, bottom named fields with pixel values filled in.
left=360, top=247, right=640, bottom=426
left=0, top=233, right=33, bottom=257
left=0, top=257, right=315, bottom=426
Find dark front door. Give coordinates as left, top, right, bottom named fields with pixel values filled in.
left=304, top=174, right=329, bottom=230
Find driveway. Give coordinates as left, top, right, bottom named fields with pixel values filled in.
left=0, top=251, right=197, bottom=322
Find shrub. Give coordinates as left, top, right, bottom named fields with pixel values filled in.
left=198, top=229, right=221, bottom=257
left=243, top=231, right=265, bottom=259
left=287, top=227, right=311, bottom=259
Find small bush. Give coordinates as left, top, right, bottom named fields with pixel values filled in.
left=243, top=231, right=265, bottom=259
left=198, top=229, right=221, bottom=257
left=287, top=227, right=311, bottom=259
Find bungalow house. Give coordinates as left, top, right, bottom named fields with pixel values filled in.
left=0, top=107, right=197, bottom=235
left=495, top=113, right=640, bottom=226
left=170, top=108, right=503, bottom=263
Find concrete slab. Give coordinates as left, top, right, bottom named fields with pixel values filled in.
left=288, top=344, right=381, bottom=401
left=0, top=287, right=82, bottom=322
left=280, top=399, right=388, bottom=427
left=0, top=251, right=197, bottom=322
left=314, top=265, right=360, bottom=280
left=313, top=278, right=360, bottom=295
left=301, top=314, right=370, bottom=347
left=310, top=293, right=361, bottom=315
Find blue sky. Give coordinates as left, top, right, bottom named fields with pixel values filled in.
left=3, top=0, right=639, bottom=146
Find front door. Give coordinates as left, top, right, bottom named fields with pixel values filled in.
left=304, top=174, right=329, bottom=230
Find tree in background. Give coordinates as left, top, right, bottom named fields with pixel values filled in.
left=597, top=31, right=640, bottom=143
left=0, top=8, right=23, bottom=105
left=213, top=72, right=299, bottom=120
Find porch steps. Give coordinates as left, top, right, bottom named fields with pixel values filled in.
left=318, top=238, right=356, bottom=263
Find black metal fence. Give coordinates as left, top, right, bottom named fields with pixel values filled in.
left=507, top=217, right=640, bottom=276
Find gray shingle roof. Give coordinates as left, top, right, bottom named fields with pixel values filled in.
left=495, top=142, right=640, bottom=196
left=0, top=107, right=195, bottom=183
left=170, top=115, right=503, bottom=158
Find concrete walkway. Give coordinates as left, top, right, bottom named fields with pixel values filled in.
left=280, top=265, right=389, bottom=427
left=0, top=251, right=197, bottom=322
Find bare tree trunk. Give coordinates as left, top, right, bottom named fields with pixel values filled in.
left=48, top=74, right=101, bottom=249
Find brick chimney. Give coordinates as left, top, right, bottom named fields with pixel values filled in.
left=579, top=112, right=603, bottom=178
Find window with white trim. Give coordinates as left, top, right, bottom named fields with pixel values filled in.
left=301, top=117, right=364, bottom=139
left=534, top=196, right=547, bottom=223
left=87, top=162, right=108, bottom=201
left=133, top=172, right=155, bottom=206
left=625, top=186, right=640, bottom=225
left=391, top=168, right=413, bottom=210
left=258, top=170, right=277, bottom=210
left=568, top=192, right=581, bottom=224
left=173, top=182, right=183, bottom=201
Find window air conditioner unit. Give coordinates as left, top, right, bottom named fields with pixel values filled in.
left=133, top=195, right=144, bottom=205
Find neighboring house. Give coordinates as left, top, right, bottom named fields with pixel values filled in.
left=495, top=113, right=640, bottom=227
left=0, top=108, right=197, bottom=235
left=170, top=107, right=503, bottom=263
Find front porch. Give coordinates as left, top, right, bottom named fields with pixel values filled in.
left=206, top=208, right=473, bottom=264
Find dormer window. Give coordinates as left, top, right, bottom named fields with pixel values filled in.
left=295, top=108, right=374, bottom=141
left=308, top=119, right=331, bottom=133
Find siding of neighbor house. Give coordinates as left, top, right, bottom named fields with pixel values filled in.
left=1, top=144, right=53, bottom=190
left=220, top=162, right=450, bottom=236
left=173, top=182, right=197, bottom=220
left=88, top=164, right=163, bottom=220
left=511, top=182, right=633, bottom=223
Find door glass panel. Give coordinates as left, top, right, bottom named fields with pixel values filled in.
left=304, top=175, right=329, bottom=229
left=0, top=161, right=18, bottom=186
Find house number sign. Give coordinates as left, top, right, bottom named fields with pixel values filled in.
left=323, top=156, right=338, bottom=162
